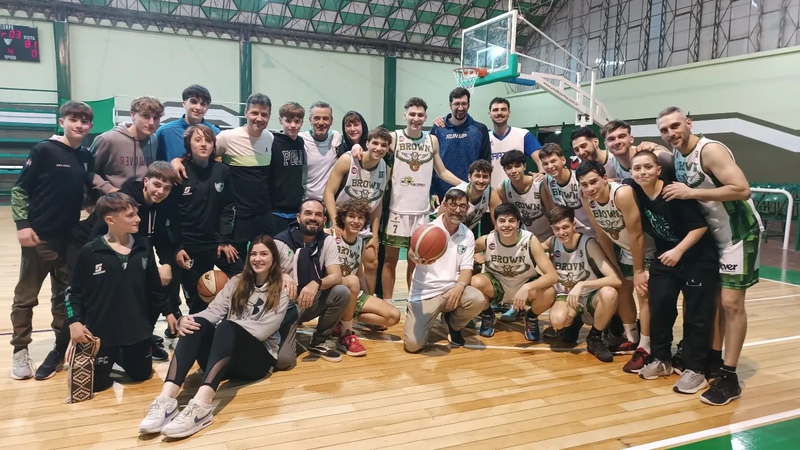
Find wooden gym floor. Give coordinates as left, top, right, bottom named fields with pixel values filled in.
left=1, top=207, right=799, bottom=449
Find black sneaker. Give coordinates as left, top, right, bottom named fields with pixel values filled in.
left=700, top=373, right=741, bottom=406
left=671, top=342, right=685, bottom=375
left=308, top=343, right=342, bottom=362
left=151, top=344, right=170, bottom=362
left=152, top=334, right=165, bottom=347
left=34, top=350, right=64, bottom=380
left=164, top=327, right=178, bottom=339
left=561, top=316, right=584, bottom=344
left=443, top=312, right=465, bottom=347
left=587, top=337, right=613, bottom=363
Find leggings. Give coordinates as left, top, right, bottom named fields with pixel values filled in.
left=166, top=318, right=274, bottom=391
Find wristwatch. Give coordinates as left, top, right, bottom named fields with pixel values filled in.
left=457, top=280, right=467, bottom=288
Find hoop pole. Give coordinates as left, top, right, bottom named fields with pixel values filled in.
left=589, top=69, right=596, bottom=124
left=508, top=0, right=513, bottom=12
left=518, top=16, right=591, bottom=71
left=517, top=53, right=577, bottom=74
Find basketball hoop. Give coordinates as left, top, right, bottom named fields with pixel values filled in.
left=453, top=67, right=488, bottom=93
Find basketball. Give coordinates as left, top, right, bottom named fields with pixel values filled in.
left=410, top=224, right=449, bottom=263
left=197, top=269, right=229, bottom=303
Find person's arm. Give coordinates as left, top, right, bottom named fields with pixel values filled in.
left=478, top=124, right=491, bottom=162
left=489, top=185, right=506, bottom=224
left=616, top=186, right=647, bottom=293
left=192, top=274, right=234, bottom=324
left=474, top=235, right=487, bottom=254
left=89, top=135, right=116, bottom=194
left=540, top=181, right=555, bottom=213
left=580, top=238, right=623, bottom=290
left=524, top=132, right=544, bottom=173
left=297, top=238, right=343, bottom=308
left=431, top=135, right=464, bottom=186
left=367, top=197, right=383, bottom=251
left=540, top=236, right=554, bottom=253
left=520, top=236, right=558, bottom=292
left=659, top=199, right=710, bottom=267
left=11, top=145, right=41, bottom=246
left=584, top=199, right=617, bottom=268
left=444, top=233, right=475, bottom=310
left=323, top=154, right=351, bottom=226
left=145, top=244, right=178, bottom=328
left=64, top=248, right=95, bottom=343
left=655, top=148, right=676, bottom=181
left=274, top=240, right=297, bottom=300
left=664, top=143, right=751, bottom=202
left=155, top=127, right=167, bottom=162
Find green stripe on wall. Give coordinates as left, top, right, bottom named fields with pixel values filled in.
left=53, top=21, right=71, bottom=102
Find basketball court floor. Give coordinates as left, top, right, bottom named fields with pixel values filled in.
left=1, top=208, right=800, bottom=449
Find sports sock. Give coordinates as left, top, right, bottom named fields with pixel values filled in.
left=709, top=349, right=723, bottom=362
left=623, top=323, right=640, bottom=343
left=721, top=364, right=736, bottom=375
left=638, top=334, right=651, bottom=353
left=384, top=298, right=393, bottom=305
left=587, top=327, right=603, bottom=340
left=13, top=346, right=26, bottom=354
left=341, top=320, right=354, bottom=333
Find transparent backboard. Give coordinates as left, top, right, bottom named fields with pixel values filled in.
left=461, top=10, right=517, bottom=79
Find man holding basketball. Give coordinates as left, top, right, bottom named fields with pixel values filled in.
left=404, top=189, right=483, bottom=352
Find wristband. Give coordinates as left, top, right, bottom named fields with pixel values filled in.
left=457, top=280, right=467, bottom=288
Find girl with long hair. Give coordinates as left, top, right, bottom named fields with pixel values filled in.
left=138, top=235, right=289, bottom=439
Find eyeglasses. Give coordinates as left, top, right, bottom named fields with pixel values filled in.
left=450, top=102, right=469, bottom=108
left=446, top=203, right=469, bottom=211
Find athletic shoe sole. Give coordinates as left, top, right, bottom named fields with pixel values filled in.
left=700, top=393, right=741, bottom=406
left=336, top=342, right=366, bottom=357
left=639, top=372, right=672, bottom=380
left=34, top=363, right=64, bottom=381
left=10, top=371, right=33, bottom=380
left=139, top=408, right=179, bottom=435
left=162, top=415, right=213, bottom=439
left=673, top=380, right=709, bottom=395
left=309, top=350, right=342, bottom=363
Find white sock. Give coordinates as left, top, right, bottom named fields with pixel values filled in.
left=384, top=298, right=393, bottom=305
left=341, top=320, right=354, bottom=333
left=623, top=323, right=640, bottom=343
left=639, top=334, right=651, bottom=353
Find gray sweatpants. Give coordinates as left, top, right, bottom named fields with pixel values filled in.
left=403, top=286, right=484, bottom=352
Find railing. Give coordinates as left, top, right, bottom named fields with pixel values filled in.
left=752, top=188, right=794, bottom=250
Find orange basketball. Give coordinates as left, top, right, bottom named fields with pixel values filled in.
left=197, top=269, right=229, bottom=303
left=410, top=224, right=449, bottom=263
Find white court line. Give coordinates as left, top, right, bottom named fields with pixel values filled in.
left=762, top=278, right=800, bottom=288
left=743, top=334, right=800, bottom=348
left=628, top=407, right=800, bottom=450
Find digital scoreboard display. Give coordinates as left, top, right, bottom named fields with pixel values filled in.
left=1, top=25, right=40, bottom=62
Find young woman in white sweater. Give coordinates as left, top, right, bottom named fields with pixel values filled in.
left=138, top=235, right=289, bottom=439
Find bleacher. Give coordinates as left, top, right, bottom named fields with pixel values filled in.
left=750, top=182, right=800, bottom=251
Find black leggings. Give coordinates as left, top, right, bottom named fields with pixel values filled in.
left=166, top=318, right=273, bottom=391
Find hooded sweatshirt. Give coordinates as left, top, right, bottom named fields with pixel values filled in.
left=429, top=113, right=491, bottom=198
left=336, top=110, right=368, bottom=158
left=270, top=131, right=307, bottom=216
left=90, top=123, right=158, bottom=194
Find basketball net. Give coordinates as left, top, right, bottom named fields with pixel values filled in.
left=453, top=67, right=485, bottom=93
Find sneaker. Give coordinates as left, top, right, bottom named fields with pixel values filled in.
left=705, top=356, right=723, bottom=380
left=673, top=369, right=709, bottom=394
left=164, top=327, right=178, bottom=339
left=336, top=330, right=367, bottom=357
left=623, top=348, right=651, bottom=374
left=11, top=349, right=35, bottom=380
left=523, top=313, right=540, bottom=342
left=151, top=344, right=170, bottom=362
left=700, top=373, right=741, bottom=406
left=331, top=321, right=343, bottom=339
left=639, top=360, right=674, bottom=380
left=152, top=334, right=165, bottom=347
left=479, top=310, right=495, bottom=337
left=671, top=343, right=685, bottom=375
left=543, top=327, right=561, bottom=339
left=443, top=312, right=465, bottom=347
left=615, top=340, right=638, bottom=355
left=161, top=399, right=214, bottom=439
left=34, top=350, right=64, bottom=380
left=561, top=317, right=584, bottom=344
left=501, top=307, right=524, bottom=322
left=308, top=343, right=342, bottom=362
left=138, top=395, right=179, bottom=434
left=587, top=337, right=613, bottom=363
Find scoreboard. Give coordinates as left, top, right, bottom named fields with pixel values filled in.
left=1, top=25, right=40, bottom=62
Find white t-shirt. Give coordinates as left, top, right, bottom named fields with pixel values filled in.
left=274, top=235, right=340, bottom=280
left=409, top=216, right=475, bottom=301
left=215, top=127, right=273, bottom=166
left=300, top=130, right=343, bottom=201
left=489, top=126, right=541, bottom=189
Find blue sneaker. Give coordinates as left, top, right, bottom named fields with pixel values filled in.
left=524, top=312, right=540, bottom=341
left=500, top=307, right=524, bottom=322
left=479, top=310, right=495, bottom=337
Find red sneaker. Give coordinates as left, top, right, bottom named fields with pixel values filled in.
left=614, top=339, right=638, bottom=355
left=331, top=322, right=343, bottom=339
left=336, top=330, right=367, bottom=357
left=623, top=348, right=651, bottom=373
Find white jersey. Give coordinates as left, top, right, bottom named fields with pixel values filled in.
left=612, top=156, right=632, bottom=180
left=674, top=136, right=763, bottom=247
left=336, top=155, right=387, bottom=214
left=551, top=234, right=600, bottom=297
left=301, top=130, right=343, bottom=200
left=546, top=170, right=594, bottom=236
left=500, top=178, right=552, bottom=242
left=489, top=126, right=530, bottom=189
left=448, top=182, right=491, bottom=230
left=333, top=233, right=363, bottom=277
left=601, top=151, right=618, bottom=179
left=586, top=182, right=656, bottom=256
left=485, top=230, right=540, bottom=300
left=390, top=131, right=435, bottom=215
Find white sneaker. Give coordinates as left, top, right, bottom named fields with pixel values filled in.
left=161, top=399, right=214, bottom=439
left=11, top=349, right=35, bottom=380
left=138, top=395, right=179, bottom=434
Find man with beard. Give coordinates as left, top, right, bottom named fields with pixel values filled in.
left=656, top=106, right=763, bottom=406
left=486, top=97, right=543, bottom=186
left=273, top=199, right=349, bottom=363
left=404, top=189, right=484, bottom=352
left=301, top=102, right=344, bottom=202
left=601, top=120, right=672, bottom=181
left=429, top=88, right=491, bottom=199
left=570, top=127, right=618, bottom=179
left=442, top=160, right=493, bottom=239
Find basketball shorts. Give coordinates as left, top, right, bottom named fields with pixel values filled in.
left=617, top=247, right=653, bottom=280
left=718, top=230, right=761, bottom=290
left=354, top=291, right=370, bottom=317
left=379, top=212, right=429, bottom=248
left=483, top=272, right=539, bottom=305
left=555, top=291, right=598, bottom=326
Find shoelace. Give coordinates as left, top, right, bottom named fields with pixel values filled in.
left=145, top=399, right=170, bottom=419
left=13, top=354, right=33, bottom=369
left=173, top=402, right=201, bottom=425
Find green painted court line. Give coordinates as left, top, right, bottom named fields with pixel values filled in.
left=673, top=416, right=800, bottom=449
left=760, top=266, right=800, bottom=286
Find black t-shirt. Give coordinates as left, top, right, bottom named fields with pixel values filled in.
left=626, top=179, right=718, bottom=263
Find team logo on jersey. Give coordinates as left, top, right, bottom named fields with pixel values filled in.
left=214, top=182, right=224, bottom=193
left=141, top=257, right=148, bottom=270
left=399, top=176, right=425, bottom=187
left=395, top=150, right=433, bottom=172
left=25, top=159, right=31, bottom=167
left=351, top=166, right=359, bottom=174
left=458, top=245, right=467, bottom=254
left=251, top=297, right=265, bottom=315
left=487, top=261, right=533, bottom=278
left=560, top=269, right=591, bottom=291
left=488, top=242, right=496, bottom=251
left=344, top=185, right=382, bottom=202
left=554, top=250, right=561, bottom=257
left=183, top=186, right=192, bottom=196
left=93, top=263, right=105, bottom=275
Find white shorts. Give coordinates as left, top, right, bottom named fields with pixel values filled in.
left=380, top=212, right=429, bottom=248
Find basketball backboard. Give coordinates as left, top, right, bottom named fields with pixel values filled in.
left=460, top=10, right=525, bottom=88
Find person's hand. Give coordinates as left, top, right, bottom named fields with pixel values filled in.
left=634, top=271, right=649, bottom=297
left=165, top=313, right=178, bottom=335
left=108, top=187, right=120, bottom=193
left=175, top=250, right=192, bottom=270
left=659, top=248, right=684, bottom=267
left=444, top=283, right=464, bottom=311
left=433, top=116, right=446, bottom=128
left=532, top=172, right=546, bottom=183
left=431, top=195, right=441, bottom=208
left=662, top=182, right=694, bottom=201
left=17, top=228, right=40, bottom=247
left=635, top=141, right=658, bottom=153
left=217, top=244, right=239, bottom=263
left=473, top=253, right=486, bottom=265
left=282, top=273, right=297, bottom=299
left=298, top=281, right=320, bottom=309
left=407, top=248, right=434, bottom=265
left=367, top=236, right=379, bottom=252
left=177, top=315, right=200, bottom=336
left=567, top=283, right=583, bottom=309
left=170, top=158, right=188, bottom=181
left=69, top=322, right=93, bottom=344
left=512, top=286, right=530, bottom=311
left=158, top=264, right=172, bottom=286
left=350, top=144, right=364, bottom=160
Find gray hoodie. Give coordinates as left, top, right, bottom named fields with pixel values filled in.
left=192, top=275, right=290, bottom=358
left=91, top=122, right=158, bottom=194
